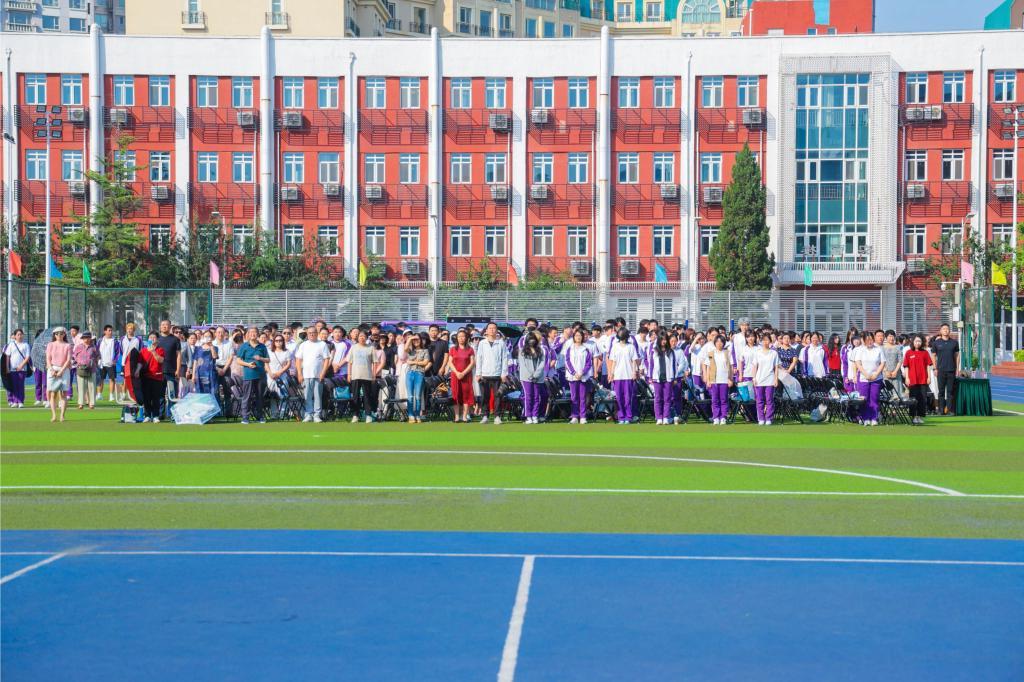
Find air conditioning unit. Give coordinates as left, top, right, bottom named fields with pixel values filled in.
left=530, top=108, right=549, bottom=124
left=364, top=184, right=383, bottom=201
left=619, top=259, right=640, bottom=276
left=702, top=186, right=723, bottom=204
left=741, top=108, right=764, bottom=126
left=68, top=180, right=87, bottom=197
left=401, top=259, right=421, bottom=275
left=322, top=183, right=341, bottom=197
left=905, top=183, right=927, bottom=200
left=659, top=183, right=679, bottom=200
left=281, top=111, right=303, bottom=128
left=530, top=184, right=549, bottom=200
left=905, top=107, right=925, bottom=122
left=280, top=185, right=300, bottom=202
left=236, top=110, right=256, bottom=127
left=569, top=260, right=591, bottom=276
left=151, top=185, right=171, bottom=201
left=490, top=184, right=509, bottom=202
left=906, top=258, right=926, bottom=274
left=994, top=183, right=1016, bottom=199
left=925, top=105, right=944, bottom=121
left=68, top=107, right=87, bottom=124
left=488, top=113, right=510, bottom=131
left=108, top=108, right=129, bottom=126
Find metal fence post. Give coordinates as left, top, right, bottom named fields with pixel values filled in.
left=504, top=288, right=509, bottom=322
left=284, top=290, right=290, bottom=325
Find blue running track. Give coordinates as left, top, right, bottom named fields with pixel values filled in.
left=991, top=375, right=1024, bottom=406
left=3, top=531, right=1023, bottom=681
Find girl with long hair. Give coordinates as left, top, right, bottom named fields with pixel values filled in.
left=404, top=334, right=431, bottom=423
left=518, top=331, right=546, bottom=424
left=606, top=327, right=639, bottom=424
left=750, top=333, right=780, bottom=426
left=647, top=334, right=676, bottom=425
left=565, top=329, right=593, bottom=424
left=45, top=327, right=72, bottom=422
left=445, top=329, right=475, bottom=423
left=702, top=335, right=734, bottom=425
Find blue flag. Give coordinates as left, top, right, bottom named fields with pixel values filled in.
left=654, top=263, right=668, bottom=283
left=49, top=258, right=64, bottom=280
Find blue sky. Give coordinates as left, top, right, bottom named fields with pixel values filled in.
left=875, top=0, right=997, bottom=33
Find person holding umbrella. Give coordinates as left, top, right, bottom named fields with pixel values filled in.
left=45, top=327, right=73, bottom=422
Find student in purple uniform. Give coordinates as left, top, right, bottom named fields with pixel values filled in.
left=4, top=329, right=31, bottom=408
left=32, top=327, right=47, bottom=405
left=518, top=332, right=546, bottom=424
left=564, top=330, right=593, bottom=424
left=840, top=327, right=859, bottom=391
left=606, top=328, right=639, bottom=424
left=647, top=334, right=676, bottom=425
left=702, top=335, right=734, bottom=425
left=854, top=331, right=885, bottom=426
left=750, top=333, right=780, bottom=425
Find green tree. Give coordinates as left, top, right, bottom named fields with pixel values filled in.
left=708, top=144, right=775, bottom=290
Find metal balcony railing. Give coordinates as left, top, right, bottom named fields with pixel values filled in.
left=4, top=0, right=36, bottom=11
left=409, top=21, right=431, bottom=34
left=265, top=11, right=289, bottom=28
left=614, top=107, right=681, bottom=144
left=987, top=179, right=1024, bottom=218
left=899, top=180, right=972, bottom=218
left=385, top=19, right=401, bottom=31
left=347, top=17, right=360, bottom=36
left=181, top=10, right=206, bottom=27
left=525, top=0, right=555, bottom=10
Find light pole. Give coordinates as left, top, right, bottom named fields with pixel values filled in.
left=1002, top=105, right=1023, bottom=353
left=211, top=210, right=227, bottom=310
left=33, top=105, right=64, bottom=328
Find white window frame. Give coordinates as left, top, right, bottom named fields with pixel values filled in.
left=992, top=149, right=1014, bottom=181
left=568, top=153, right=589, bottom=184
left=282, top=77, right=304, bottom=109
left=699, top=226, right=718, bottom=256
left=532, top=226, right=554, bottom=257
left=149, top=76, right=171, bottom=107
left=653, top=152, right=674, bottom=184
left=400, top=226, right=420, bottom=257
left=26, top=150, right=48, bottom=181
left=318, top=225, right=340, bottom=255
left=283, top=225, right=304, bottom=255
left=364, top=226, right=386, bottom=257
left=282, top=152, right=304, bottom=184
left=149, top=225, right=171, bottom=255
left=197, top=152, right=218, bottom=183
left=232, top=76, right=254, bottom=109
left=62, top=150, right=84, bottom=181
left=943, top=72, right=965, bottom=104
left=532, top=78, right=554, bottom=109
left=114, top=150, right=137, bottom=181
left=450, top=226, right=471, bottom=257
left=567, top=226, right=588, bottom=256
left=112, top=75, right=135, bottom=107
left=450, top=78, right=472, bottom=109
left=450, top=153, right=472, bottom=184
left=905, top=150, right=927, bottom=181
left=364, top=154, right=385, bottom=184
left=617, top=152, right=639, bottom=184
left=993, top=70, right=1016, bottom=104
left=232, top=225, right=255, bottom=255
left=61, top=74, right=83, bottom=106
left=150, top=151, right=171, bottom=182
left=737, top=75, right=759, bottom=108
left=485, top=153, right=506, bottom=184
left=653, top=225, right=673, bottom=257
left=941, top=149, right=964, bottom=181
left=617, top=77, right=639, bottom=108
left=653, top=77, right=674, bottom=108
left=485, top=226, right=506, bottom=257
left=700, top=152, right=722, bottom=183
left=399, top=77, right=419, bottom=109
left=906, top=72, right=928, bottom=104
left=904, top=225, right=926, bottom=256
left=318, top=152, right=340, bottom=184
left=702, top=76, right=723, bottom=108
left=400, top=153, right=421, bottom=184
left=232, top=152, right=254, bottom=183
left=532, top=153, right=553, bottom=184
left=196, top=76, right=218, bottom=108
left=485, top=78, right=506, bottom=109
left=568, top=77, right=589, bottom=109
left=25, top=74, right=47, bottom=106
left=366, top=77, right=386, bottom=109
left=318, top=77, right=339, bottom=109
left=617, top=225, right=639, bottom=257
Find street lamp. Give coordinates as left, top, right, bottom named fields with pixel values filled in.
left=960, top=212, right=976, bottom=284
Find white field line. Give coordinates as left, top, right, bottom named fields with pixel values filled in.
left=3, top=485, right=1023, bottom=499
left=0, top=449, right=967, bottom=497
left=0, top=550, right=1021, bottom=568
left=497, top=556, right=535, bottom=682
left=994, top=408, right=1024, bottom=416
left=0, top=551, right=70, bottom=585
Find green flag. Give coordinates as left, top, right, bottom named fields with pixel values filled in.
left=803, top=264, right=813, bottom=287
left=83, top=261, right=92, bottom=285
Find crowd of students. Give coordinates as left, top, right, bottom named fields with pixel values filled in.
left=4, top=315, right=961, bottom=426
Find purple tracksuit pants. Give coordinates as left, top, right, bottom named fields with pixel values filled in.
left=652, top=381, right=673, bottom=421
left=709, top=383, right=729, bottom=421
left=7, top=370, right=26, bottom=405
left=568, top=380, right=587, bottom=419
left=34, top=368, right=46, bottom=402
left=858, top=380, right=882, bottom=422
left=612, top=379, right=635, bottom=422
left=522, top=380, right=542, bottom=419
left=754, top=385, right=775, bottom=423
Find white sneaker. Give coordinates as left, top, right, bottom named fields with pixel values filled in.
left=143, top=417, right=151, bottom=423
left=303, top=415, right=312, bottom=423
left=673, top=416, right=680, bottom=424
left=758, top=421, right=765, bottom=426
left=569, top=417, right=579, bottom=424
left=480, top=416, right=489, bottom=424
left=872, top=420, right=879, bottom=426
left=493, top=416, right=502, bottom=425
left=351, top=416, right=359, bottom=423
left=365, top=416, right=373, bottom=424
left=152, top=418, right=160, bottom=424
left=313, top=416, right=322, bottom=423
left=765, top=420, right=772, bottom=426
left=580, top=418, right=587, bottom=424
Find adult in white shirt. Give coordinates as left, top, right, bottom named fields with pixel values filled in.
left=731, top=318, right=751, bottom=370
left=3, top=329, right=31, bottom=407
left=97, top=325, right=119, bottom=401
left=802, top=333, right=827, bottom=378
left=475, top=323, right=509, bottom=424
left=750, top=334, right=780, bottom=425
left=854, top=332, right=886, bottom=426
left=606, top=329, right=639, bottom=424
left=294, top=328, right=331, bottom=422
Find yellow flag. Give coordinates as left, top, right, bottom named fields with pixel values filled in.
left=991, top=262, right=1007, bottom=286
left=358, top=260, right=368, bottom=287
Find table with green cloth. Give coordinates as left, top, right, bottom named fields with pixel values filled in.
left=956, top=377, right=992, bottom=417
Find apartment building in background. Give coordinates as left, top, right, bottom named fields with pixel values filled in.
left=2, top=0, right=125, bottom=34
left=985, top=0, right=1024, bottom=30
left=122, top=0, right=872, bottom=39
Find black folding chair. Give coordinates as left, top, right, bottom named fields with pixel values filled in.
left=634, top=378, right=655, bottom=422
left=544, top=377, right=572, bottom=421
left=376, top=373, right=408, bottom=422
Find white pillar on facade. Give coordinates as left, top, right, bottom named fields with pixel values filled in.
left=88, top=24, right=104, bottom=218
left=596, top=25, right=611, bottom=289
left=259, top=26, right=275, bottom=242
left=344, top=50, right=359, bottom=284
left=428, top=28, right=442, bottom=285
left=511, top=75, right=527, bottom=282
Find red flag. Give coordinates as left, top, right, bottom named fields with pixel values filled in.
left=8, top=251, right=22, bottom=277
left=507, top=262, right=519, bottom=287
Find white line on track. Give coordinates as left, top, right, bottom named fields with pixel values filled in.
left=497, top=556, right=535, bottom=682
left=0, top=449, right=967, bottom=496
left=0, top=551, right=70, bottom=585
left=0, top=550, right=1021, bottom=567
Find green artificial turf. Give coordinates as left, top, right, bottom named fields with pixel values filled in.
left=2, top=407, right=1022, bottom=538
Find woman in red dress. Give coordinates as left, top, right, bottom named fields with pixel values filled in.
left=445, top=329, right=475, bottom=423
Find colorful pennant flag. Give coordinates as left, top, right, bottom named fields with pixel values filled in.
left=82, top=261, right=91, bottom=285
left=507, top=263, right=519, bottom=287
left=803, top=263, right=813, bottom=287
left=49, top=258, right=63, bottom=280
left=209, top=260, right=220, bottom=286
left=959, top=260, right=974, bottom=285
left=992, top=262, right=1008, bottom=287
left=8, top=251, right=22, bottom=277
left=654, top=262, right=668, bottom=283
left=358, top=261, right=368, bottom=287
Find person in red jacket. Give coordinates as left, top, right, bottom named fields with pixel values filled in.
left=903, top=334, right=933, bottom=426
left=139, top=332, right=166, bottom=423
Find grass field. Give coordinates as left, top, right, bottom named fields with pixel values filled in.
left=3, top=407, right=1023, bottom=539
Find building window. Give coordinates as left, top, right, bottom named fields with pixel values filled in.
left=485, top=78, right=506, bottom=109
left=653, top=152, right=674, bottom=184
left=232, top=153, right=254, bottom=183
left=150, top=151, right=171, bottom=182
left=543, top=20, right=555, bottom=38
left=458, top=6, right=473, bottom=33
left=450, top=78, right=472, bottom=109
left=700, top=152, right=721, bottom=183
left=232, top=77, right=253, bottom=108
left=318, top=152, right=340, bottom=184
left=365, top=77, right=386, bottom=108
left=318, top=226, right=339, bottom=256
left=701, top=76, right=723, bottom=108
left=400, top=153, right=420, bottom=184
left=943, top=72, right=965, bottom=104
left=61, top=224, right=83, bottom=255
left=149, top=225, right=171, bottom=255
left=737, top=75, right=759, bottom=108
left=62, top=150, right=84, bottom=181
left=645, top=2, right=662, bottom=20
left=499, top=13, right=512, bottom=36
left=682, top=0, right=720, bottom=22
left=485, top=226, right=506, bottom=257
left=993, top=70, right=1016, bottom=103
left=42, top=15, right=59, bottom=31
left=149, top=76, right=171, bottom=107
left=70, top=17, right=87, bottom=31
left=525, top=17, right=537, bottom=38
left=992, top=224, right=1014, bottom=246
left=480, top=11, right=492, bottom=36
left=450, top=226, right=471, bottom=256
left=400, top=227, right=420, bottom=257
left=25, top=74, right=47, bottom=106
left=940, top=224, right=961, bottom=254
left=196, top=76, right=218, bottom=108
left=942, top=149, right=964, bottom=181
left=399, top=77, right=419, bottom=109
left=567, top=226, right=588, bottom=256
left=283, top=225, right=304, bottom=255
left=568, top=77, right=589, bottom=109
left=114, top=150, right=137, bottom=181
left=26, top=150, right=48, bottom=181
left=617, top=77, right=639, bottom=108
left=904, top=150, right=927, bottom=181
left=617, top=226, right=638, bottom=257
left=568, top=153, right=589, bottom=184
left=364, top=154, right=385, bottom=184
left=562, top=24, right=573, bottom=37
left=364, top=226, right=386, bottom=256
left=450, top=154, right=472, bottom=184
left=616, top=2, right=632, bottom=21
left=282, top=77, right=304, bottom=109
left=112, top=75, right=135, bottom=106
left=699, top=226, right=718, bottom=256
left=617, top=152, right=639, bottom=184
left=26, top=224, right=47, bottom=253
left=233, top=225, right=255, bottom=255
left=61, top=74, right=82, bottom=106
left=906, top=72, right=928, bottom=104
left=992, top=149, right=1014, bottom=180
left=532, top=153, right=553, bottom=184
left=282, top=152, right=304, bottom=184
left=197, top=152, right=218, bottom=182
left=485, top=153, right=506, bottom=184
left=532, top=78, right=553, bottom=109
left=904, top=225, right=926, bottom=256
left=653, top=77, right=674, bottom=108
left=806, top=28, right=817, bottom=35
left=317, top=78, right=338, bottom=108
left=653, top=225, right=673, bottom=256
left=532, top=226, right=553, bottom=257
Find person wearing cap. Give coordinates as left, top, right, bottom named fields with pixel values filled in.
left=45, top=327, right=73, bottom=422
left=71, top=331, right=100, bottom=410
